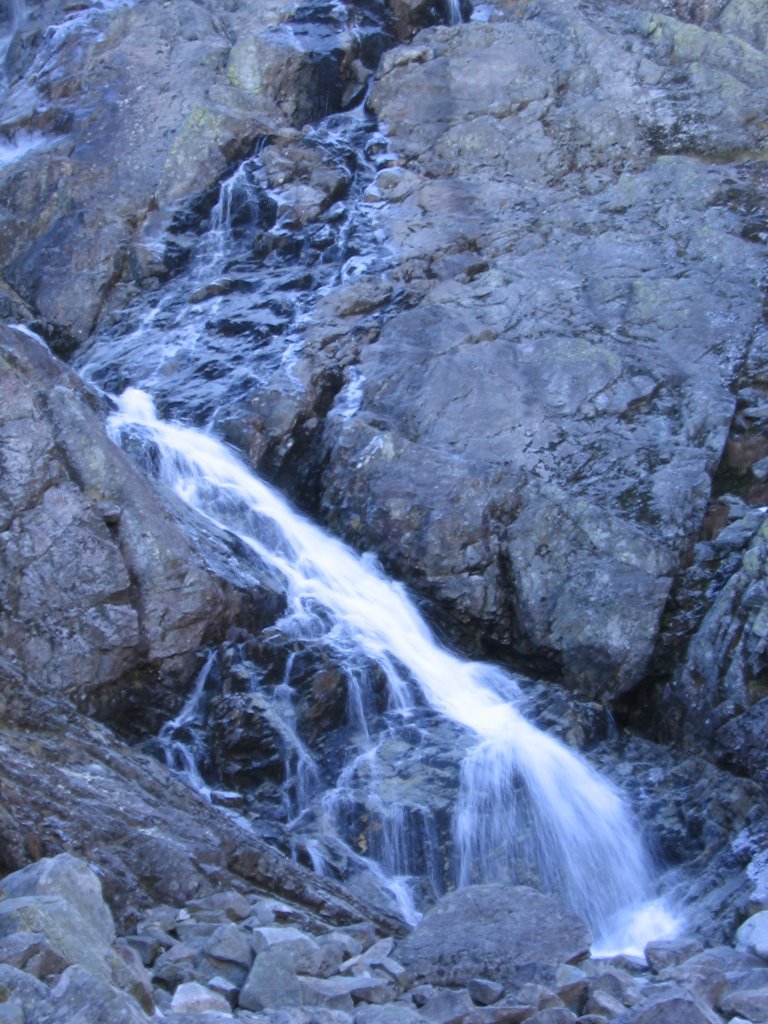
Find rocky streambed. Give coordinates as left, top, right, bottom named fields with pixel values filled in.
left=1, top=0, right=768, bottom=1014
left=5, top=853, right=768, bottom=1024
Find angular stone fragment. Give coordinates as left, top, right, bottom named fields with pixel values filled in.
left=137, top=905, right=179, bottom=934
left=299, top=975, right=358, bottom=1011
left=645, top=938, right=704, bottom=973
left=0, top=930, right=68, bottom=980
left=186, top=892, right=252, bottom=922
left=525, top=1010, right=576, bottom=1024
left=175, top=921, right=219, bottom=945
left=468, top=978, right=505, bottom=1006
left=124, top=934, right=162, bottom=967
left=0, top=896, right=111, bottom=979
left=516, top=985, right=562, bottom=1011
left=322, top=930, right=364, bottom=960
left=362, top=938, right=395, bottom=964
left=208, top=975, right=239, bottom=1006
left=588, top=966, right=642, bottom=1007
left=48, top=964, right=151, bottom=1024
left=151, top=942, right=199, bottom=989
left=421, top=988, right=475, bottom=1024
left=314, top=939, right=347, bottom=979
left=554, top=965, right=587, bottom=1013
left=355, top=1005, right=423, bottom=1024
left=464, top=1009, right=537, bottom=1024
left=719, top=986, right=768, bottom=1022
left=239, top=946, right=303, bottom=1011
left=625, top=993, right=721, bottom=1024
left=0, top=855, right=115, bottom=946
left=350, top=974, right=397, bottom=1005
left=251, top=926, right=324, bottom=974
left=205, top=924, right=254, bottom=968
left=0, top=964, right=52, bottom=1022
left=111, top=940, right=155, bottom=1013
left=583, top=988, right=625, bottom=1017
left=377, top=958, right=409, bottom=989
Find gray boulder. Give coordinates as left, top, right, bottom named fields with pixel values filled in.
left=0, top=931, right=68, bottom=981
left=420, top=988, right=474, bottom=1024
left=619, top=991, right=721, bottom=1024
left=251, top=927, right=324, bottom=975
left=719, top=986, right=768, bottom=1022
left=0, top=854, right=114, bottom=946
left=644, top=939, right=704, bottom=974
left=170, top=981, right=232, bottom=1015
left=395, top=885, right=590, bottom=988
left=0, top=895, right=111, bottom=981
left=238, top=945, right=303, bottom=1011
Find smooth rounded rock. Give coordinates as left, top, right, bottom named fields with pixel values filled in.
left=395, top=885, right=591, bottom=988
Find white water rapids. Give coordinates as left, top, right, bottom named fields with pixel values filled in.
left=109, top=388, right=679, bottom=953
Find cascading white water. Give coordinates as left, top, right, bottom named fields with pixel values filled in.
left=109, top=388, right=679, bottom=948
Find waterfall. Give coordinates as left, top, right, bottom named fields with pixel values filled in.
left=47, top=0, right=680, bottom=950
left=74, top=105, right=393, bottom=428
left=108, top=388, right=678, bottom=948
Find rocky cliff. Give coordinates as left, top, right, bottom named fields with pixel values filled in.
left=1, top=0, right=768, bottom=1005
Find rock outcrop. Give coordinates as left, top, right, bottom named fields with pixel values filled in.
left=665, top=509, right=768, bottom=783
left=0, top=0, right=404, bottom=347
left=1, top=0, right=768, bottom=984
left=395, top=885, right=591, bottom=989
left=248, top=0, right=768, bottom=702
left=0, top=325, right=265, bottom=732
left=0, top=326, right=405, bottom=935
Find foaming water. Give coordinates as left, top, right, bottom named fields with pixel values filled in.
left=109, top=388, right=680, bottom=947
left=592, top=899, right=680, bottom=959
left=75, top=105, right=393, bottom=426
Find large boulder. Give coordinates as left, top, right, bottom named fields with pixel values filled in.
left=0, top=854, right=115, bottom=949
left=0, top=325, right=263, bottom=733
left=249, top=0, right=768, bottom=701
left=394, top=884, right=591, bottom=989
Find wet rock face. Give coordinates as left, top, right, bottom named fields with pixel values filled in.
left=0, top=0, right=416, bottom=348
left=0, top=662, right=406, bottom=933
left=0, top=0, right=257, bottom=344
left=664, top=510, right=768, bottom=782
left=301, top=0, right=768, bottom=698
left=0, top=326, right=273, bottom=733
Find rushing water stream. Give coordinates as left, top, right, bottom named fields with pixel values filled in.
left=107, top=388, right=679, bottom=951
left=6, top=0, right=683, bottom=954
